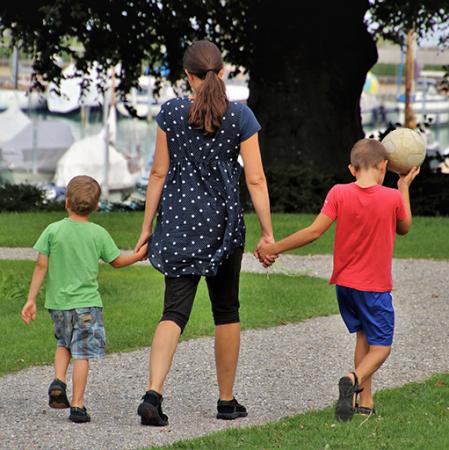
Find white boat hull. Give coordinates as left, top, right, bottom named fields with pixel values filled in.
left=0, top=90, right=46, bottom=111
left=385, top=92, right=449, bottom=125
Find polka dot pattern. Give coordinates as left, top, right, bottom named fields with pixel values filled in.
left=149, top=97, right=254, bottom=277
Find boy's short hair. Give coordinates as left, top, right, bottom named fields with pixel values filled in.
left=66, top=176, right=101, bottom=216
left=350, top=138, right=388, bottom=171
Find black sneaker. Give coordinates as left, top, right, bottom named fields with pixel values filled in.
left=48, top=379, right=70, bottom=409
left=69, top=406, right=91, bottom=423
left=137, top=390, right=168, bottom=426
left=217, top=397, right=248, bottom=420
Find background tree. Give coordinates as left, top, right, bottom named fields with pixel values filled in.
left=1, top=0, right=448, bottom=173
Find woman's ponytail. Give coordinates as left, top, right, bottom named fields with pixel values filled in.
left=183, top=40, right=228, bottom=135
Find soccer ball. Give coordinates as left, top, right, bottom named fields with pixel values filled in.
left=381, top=128, right=426, bottom=175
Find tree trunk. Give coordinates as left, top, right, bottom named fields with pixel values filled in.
left=246, top=1, right=377, bottom=173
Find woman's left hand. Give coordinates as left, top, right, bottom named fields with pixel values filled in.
left=134, top=229, right=151, bottom=253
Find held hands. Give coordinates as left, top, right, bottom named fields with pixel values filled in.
left=136, top=242, right=149, bottom=261
left=134, top=229, right=151, bottom=253
left=398, top=166, right=420, bottom=189
left=21, top=300, right=37, bottom=324
left=254, top=235, right=278, bottom=268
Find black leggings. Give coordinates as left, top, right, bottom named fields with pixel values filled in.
left=161, top=247, right=243, bottom=332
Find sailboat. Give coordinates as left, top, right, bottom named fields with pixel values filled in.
left=384, top=32, right=449, bottom=126
left=54, top=104, right=137, bottom=191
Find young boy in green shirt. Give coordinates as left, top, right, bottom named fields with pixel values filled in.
left=21, top=175, right=147, bottom=423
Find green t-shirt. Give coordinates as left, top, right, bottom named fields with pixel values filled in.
left=34, top=218, right=121, bottom=310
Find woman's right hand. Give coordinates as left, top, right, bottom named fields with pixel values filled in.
left=134, top=229, right=152, bottom=253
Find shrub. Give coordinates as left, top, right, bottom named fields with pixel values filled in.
left=0, top=183, right=46, bottom=212
left=0, top=183, right=65, bottom=212
left=241, top=160, right=449, bottom=216
left=383, top=159, right=449, bottom=216
left=240, top=165, right=348, bottom=213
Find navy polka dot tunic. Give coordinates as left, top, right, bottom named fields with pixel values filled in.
left=149, top=97, right=261, bottom=277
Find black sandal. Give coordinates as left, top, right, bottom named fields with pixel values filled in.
left=48, top=379, right=70, bottom=409
left=355, top=405, right=376, bottom=415
left=335, top=371, right=363, bottom=422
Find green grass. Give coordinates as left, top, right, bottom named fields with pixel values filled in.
left=370, top=63, right=444, bottom=78
left=157, top=374, right=449, bottom=450
left=0, top=260, right=336, bottom=377
left=0, top=212, right=448, bottom=259
left=371, top=63, right=399, bottom=77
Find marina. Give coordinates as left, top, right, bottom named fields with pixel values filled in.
left=1, top=57, right=449, bottom=200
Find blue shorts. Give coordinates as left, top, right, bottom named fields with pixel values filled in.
left=336, top=285, right=394, bottom=346
left=49, top=307, right=106, bottom=359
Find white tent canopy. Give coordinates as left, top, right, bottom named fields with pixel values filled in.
left=54, top=130, right=135, bottom=190
left=0, top=120, right=74, bottom=173
left=0, top=103, right=31, bottom=144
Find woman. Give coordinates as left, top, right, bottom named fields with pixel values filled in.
left=134, top=40, right=273, bottom=426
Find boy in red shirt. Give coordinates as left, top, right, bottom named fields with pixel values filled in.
left=257, top=139, right=419, bottom=422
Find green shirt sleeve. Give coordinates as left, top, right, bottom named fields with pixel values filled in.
left=99, top=229, right=121, bottom=263
left=33, top=226, right=52, bottom=256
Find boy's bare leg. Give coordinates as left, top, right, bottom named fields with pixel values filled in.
left=354, top=332, right=373, bottom=408
left=54, top=347, right=71, bottom=383
left=71, top=359, right=89, bottom=408
left=215, top=323, right=240, bottom=400
left=148, top=320, right=181, bottom=393
left=348, top=345, right=391, bottom=398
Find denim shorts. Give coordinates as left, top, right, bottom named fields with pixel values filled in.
left=336, top=285, right=394, bottom=346
left=49, top=307, right=106, bottom=359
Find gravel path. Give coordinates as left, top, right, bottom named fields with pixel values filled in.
left=1, top=249, right=449, bottom=449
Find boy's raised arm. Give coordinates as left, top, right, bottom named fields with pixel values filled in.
left=257, top=213, right=334, bottom=265
left=396, top=166, right=420, bottom=236
left=22, top=253, right=48, bottom=324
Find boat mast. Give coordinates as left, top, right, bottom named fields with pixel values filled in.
left=404, top=29, right=416, bottom=129
left=102, top=76, right=111, bottom=200
left=11, top=47, right=19, bottom=89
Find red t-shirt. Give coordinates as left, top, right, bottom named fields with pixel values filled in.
left=321, top=183, right=407, bottom=292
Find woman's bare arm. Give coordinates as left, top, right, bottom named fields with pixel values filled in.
left=134, top=126, right=170, bottom=252
left=240, top=133, right=274, bottom=252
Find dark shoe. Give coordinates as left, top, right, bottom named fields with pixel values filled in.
left=335, top=371, right=362, bottom=422
left=69, top=406, right=91, bottom=423
left=217, top=397, right=248, bottom=420
left=355, top=405, right=376, bottom=416
left=137, top=390, right=168, bottom=426
left=48, top=379, right=70, bottom=409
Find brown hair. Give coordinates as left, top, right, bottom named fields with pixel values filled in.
left=66, top=175, right=101, bottom=216
left=350, top=138, right=388, bottom=171
left=183, top=40, right=228, bottom=135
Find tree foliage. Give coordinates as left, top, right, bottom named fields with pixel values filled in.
left=1, top=1, right=448, bottom=97
left=369, top=0, right=449, bottom=45
left=0, top=0, right=252, bottom=98
left=1, top=1, right=449, bottom=172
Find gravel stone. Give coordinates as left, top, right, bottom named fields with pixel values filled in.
left=1, top=249, right=448, bottom=449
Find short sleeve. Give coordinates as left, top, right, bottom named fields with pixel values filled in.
left=156, top=105, right=168, bottom=132
left=99, top=229, right=121, bottom=263
left=33, top=226, right=52, bottom=256
left=321, top=186, right=339, bottom=221
left=396, top=191, right=407, bottom=221
left=239, top=105, right=261, bottom=142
